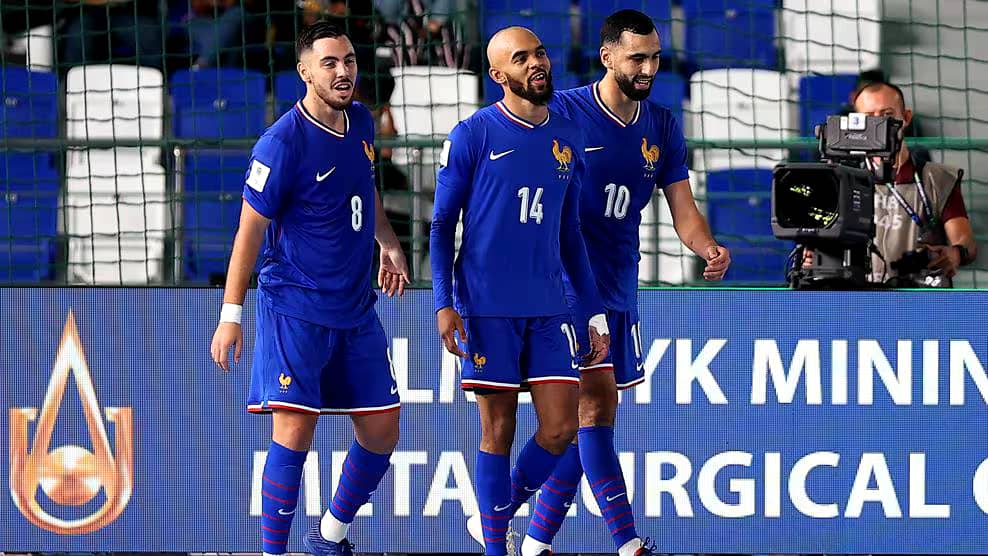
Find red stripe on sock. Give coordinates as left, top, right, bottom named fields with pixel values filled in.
left=605, top=510, right=633, bottom=524
left=262, top=525, right=290, bottom=534
left=533, top=508, right=560, bottom=527
left=549, top=475, right=576, bottom=487
left=347, top=458, right=372, bottom=482
left=597, top=484, right=623, bottom=496
left=331, top=499, right=349, bottom=515
left=480, top=513, right=512, bottom=520
left=529, top=519, right=553, bottom=533
left=538, top=498, right=566, bottom=515
left=541, top=483, right=565, bottom=496
left=263, top=475, right=300, bottom=491
left=611, top=521, right=636, bottom=534
left=592, top=476, right=618, bottom=488
left=483, top=536, right=506, bottom=543
left=482, top=523, right=508, bottom=532
left=262, top=512, right=289, bottom=522
left=262, top=490, right=293, bottom=504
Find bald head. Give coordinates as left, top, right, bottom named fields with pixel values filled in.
left=486, top=26, right=553, bottom=105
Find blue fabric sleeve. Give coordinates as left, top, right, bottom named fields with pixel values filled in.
left=656, top=112, right=690, bottom=189
left=430, top=121, right=475, bottom=312
left=559, top=138, right=604, bottom=323
left=242, top=134, right=296, bottom=219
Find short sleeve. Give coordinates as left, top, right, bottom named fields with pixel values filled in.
left=243, top=135, right=296, bottom=219
left=655, top=113, right=690, bottom=189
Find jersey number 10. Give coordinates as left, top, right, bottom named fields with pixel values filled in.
left=517, top=186, right=544, bottom=224
left=604, top=183, right=631, bottom=220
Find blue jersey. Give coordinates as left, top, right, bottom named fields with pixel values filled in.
left=431, top=102, right=603, bottom=318
left=243, top=101, right=378, bottom=328
left=551, top=82, right=690, bottom=311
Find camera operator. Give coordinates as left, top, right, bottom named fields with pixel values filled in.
left=805, top=81, right=977, bottom=286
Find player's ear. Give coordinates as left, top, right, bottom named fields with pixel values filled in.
left=902, top=108, right=913, bottom=129
left=297, top=61, right=310, bottom=85
left=600, top=46, right=611, bottom=70
left=488, top=67, right=506, bottom=86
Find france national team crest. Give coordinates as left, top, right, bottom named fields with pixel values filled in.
left=552, top=138, right=573, bottom=177
left=641, top=137, right=660, bottom=174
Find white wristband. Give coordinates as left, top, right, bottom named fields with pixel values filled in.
left=220, top=303, right=243, bottom=324
left=589, top=313, right=609, bottom=336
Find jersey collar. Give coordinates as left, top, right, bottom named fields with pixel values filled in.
left=296, top=101, right=349, bottom=138
left=495, top=101, right=550, bottom=129
left=592, top=81, right=641, bottom=128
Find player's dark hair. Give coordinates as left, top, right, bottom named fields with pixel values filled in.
left=296, top=21, right=349, bottom=59
left=852, top=80, right=907, bottom=112
left=600, top=9, right=656, bottom=46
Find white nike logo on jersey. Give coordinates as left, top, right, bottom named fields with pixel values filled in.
left=277, top=508, right=296, bottom=515
left=489, top=149, right=515, bottom=161
left=585, top=146, right=606, bottom=152
left=493, top=503, right=512, bottom=512
left=315, top=167, right=336, bottom=182
left=390, top=384, right=399, bottom=395
left=524, top=486, right=539, bottom=492
left=605, top=493, right=626, bottom=502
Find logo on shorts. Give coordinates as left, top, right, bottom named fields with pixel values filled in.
left=278, top=373, right=292, bottom=393
left=472, top=353, right=487, bottom=370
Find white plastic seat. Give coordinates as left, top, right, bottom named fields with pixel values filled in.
left=9, top=25, right=54, bottom=72
left=781, top=0, right=882, bottom=74
left=690, top=69, right=796, bottom=171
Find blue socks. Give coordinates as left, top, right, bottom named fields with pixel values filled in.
left=508, top=435, right=563, bottom=514
left=526, top=442, right=582, bottom=543
left=579, top=426, right=638, bottom=548
left=329, top=440, right=392, bottom=524
left=476, top=450, right=512, bottom=555
left=260, top=441, right=307, bottom=555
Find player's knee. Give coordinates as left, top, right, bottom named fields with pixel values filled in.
left=538, top=416, right=578, bottom=451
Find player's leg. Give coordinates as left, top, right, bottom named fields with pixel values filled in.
left=247, top=302, right=331, bottom=556
left=579, top=311, right=650, bottom=556
left=461, top=317, right=525, bottom=556
left=308, top=313, right=400, bottom=554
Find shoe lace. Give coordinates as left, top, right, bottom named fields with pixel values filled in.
left=637, top=536, right=657, bottom=555
left=505, top=527, right=519, bottom=556
left=340, top=538, right=356, bottom=555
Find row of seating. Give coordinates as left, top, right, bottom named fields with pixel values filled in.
left=480, top=0, right=880, bottom=102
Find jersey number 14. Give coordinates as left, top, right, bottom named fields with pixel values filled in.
left=517, top=186, right=544, bottom=224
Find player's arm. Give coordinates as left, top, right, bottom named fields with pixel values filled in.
left=211, top=135, right=293, bottom=372
left=559, top=151, right=609, bottom=366
left=658, top=115, right=730, bottom=280
left=374, top=188, right=411, bottom=297
left=430, top=123, right=474, bottom=357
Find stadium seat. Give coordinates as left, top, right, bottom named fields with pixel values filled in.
left=690, top=69, right=796, bottom=171
left=274, top=70, right=305, bottom=118
left=683, top=0, right=778, bottom=70
left=581, top=0, right=674, bottom=55
left=66, top=65, right=164, bottom=163
left=781, top=0, right=881, bottom=74
left=64, top=150, right=168, bottom=284
left=170, top=67, right=266, bottom=139
left=182, top=150, right=249, bottom=283
left=649, top=72, right=686, bottom=124
left=798, top=73, right=858, bottom=136
left=8, top=25, right=54, bottom=72
left=0, top=153, right=59, bottom=281
left=389, top=66, right=480, bottom=168
left=705, top=168, right=787, bottom=283
left=639, top=170, right=702, bottom=285
left=481, top=0, right=573, bottom=104
left=0, top=66, right=57, bottom=139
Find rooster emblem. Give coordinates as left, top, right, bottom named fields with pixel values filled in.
left=552, top=139, right=573, bottom=172
left=278, top=372, right=292, bottom=392
left=641, top=138, right=660, bottom=171
left=362, top=140, right=376, bottom=163
left=473, top=353, right=487, bottom=369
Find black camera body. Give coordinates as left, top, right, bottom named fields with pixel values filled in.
left=772, top=113, right=904, bottom=289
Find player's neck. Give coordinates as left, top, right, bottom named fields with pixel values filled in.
left=302, top=94, right=346, bottom=134
left=599, top=74, right=638, bottom=123
left=500, top=94, right=549, bottom=126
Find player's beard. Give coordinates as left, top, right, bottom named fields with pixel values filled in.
left=314, top=80, right=354, bottom=111
left=506, top=70, right=554, bottom=105
left=615, top=72, right=653, bottom=101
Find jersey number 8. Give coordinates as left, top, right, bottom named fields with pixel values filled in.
left=351, top=195, right=363, bottom=231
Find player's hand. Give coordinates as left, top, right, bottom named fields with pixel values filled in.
left=436, top=306, right=468, bottom=358
left=926, top=244, right=960, bottom=278
left=211, top=322, right=243, bottom=373
left=703, top=244, right=730, bottom=281
left=379, top=244, right=411, bottom=297
left=581, top=314, right=610, bottom=366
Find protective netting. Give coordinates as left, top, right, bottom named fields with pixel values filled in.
left=1, top=0, right=986, bottom=286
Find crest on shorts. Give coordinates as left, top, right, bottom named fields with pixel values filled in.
left=472, top=353, right=487, bottom=369
left=278, top=373, right=292, bottom=392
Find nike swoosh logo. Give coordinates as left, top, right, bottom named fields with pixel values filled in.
left=390, top=384, right=399, bottom=395
left=493, top=503, right=512, bottom=512
left=489, top=149, right=515, bottom=161
left=277, top=508, right=296, bottom=515
left=563, top=502, right=573, bottom=508
left=585, top=146, right=606, bottom=152
left=605, top=493, right=626, bottom=502
left=523, top=486, right=539, bottom=492
left=315, top=167, right=337, bottom=181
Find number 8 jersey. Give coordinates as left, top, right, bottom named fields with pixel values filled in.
left=551, top=83, right=690, bottom=312
left=431, top=102, right=603, bottom=319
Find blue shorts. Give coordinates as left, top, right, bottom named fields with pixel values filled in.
left=580, top=310, right=645, bottom=390
left=460, top=314, right=580, bottom=391
left=247, top=301, right=400, bottom=415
